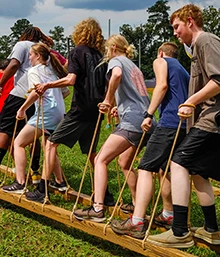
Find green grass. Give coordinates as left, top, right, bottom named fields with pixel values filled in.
left=0, top=88, right=220, bottom=257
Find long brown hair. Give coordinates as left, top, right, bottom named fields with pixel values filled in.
left=31, top=43, right=67, bottom=78
left=19, top=26, right=50, bottom=44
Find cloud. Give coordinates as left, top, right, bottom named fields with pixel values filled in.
left=54, top=0, right=156, bottom=11
left=0, top=0, right=44, bottom=18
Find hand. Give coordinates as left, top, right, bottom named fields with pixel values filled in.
left=35, top=83, right=47, bottom=95
left=98, top=102, right=111, bottom=114
left=178, top=106, right=194, bottom=120
left=16, top=109, right=26, bottom=120
left=110, top=106, right=118, bottom=117
left=141, top=117, right=152, bottom=132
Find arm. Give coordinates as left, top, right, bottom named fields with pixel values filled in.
left=179, top=79, right=220, bottom=118
left=142, top=58, right=168, bottom=131
left=0, top=59, right=20, bottom=92
left=17, top=91, right=39, bottom=119
left=99, top=66, right=122, bottom=113
left=35, top=73, right=76, bottom=95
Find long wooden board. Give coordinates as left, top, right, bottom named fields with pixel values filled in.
left=0, top=189, right=196, bottom=257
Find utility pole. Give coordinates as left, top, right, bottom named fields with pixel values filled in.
left=108, top=19, right=111, bottom=37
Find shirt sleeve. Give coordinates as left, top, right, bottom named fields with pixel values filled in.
left=106, top=58, right=122, bottom=80
left=68, top=48, right=81, bottom=75
left=28, top=69, right=41, bottom=90
left=8, top=42, right=26, bottom=64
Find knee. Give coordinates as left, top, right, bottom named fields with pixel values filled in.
left=46, top=140, right=57, bottom=152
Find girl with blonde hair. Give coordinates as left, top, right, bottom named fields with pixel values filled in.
left=74, top=34, right=155, bottom=221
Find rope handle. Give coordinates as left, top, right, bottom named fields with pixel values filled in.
left=178, top=103, right=196, bottom=119
left=97, top=102, right=112, bottom=114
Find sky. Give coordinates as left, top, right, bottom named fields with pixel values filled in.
left=0, top=0, right=219, bottom=39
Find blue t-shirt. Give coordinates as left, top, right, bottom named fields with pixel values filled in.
left=157, top=57, right=189, bottom=128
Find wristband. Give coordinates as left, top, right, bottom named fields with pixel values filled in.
left=144, top=111, right=153, bottom=119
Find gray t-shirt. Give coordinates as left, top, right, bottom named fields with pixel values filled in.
left=8, top=40, right=34, bottom=98
left=107, top=55, right=155, bottom=133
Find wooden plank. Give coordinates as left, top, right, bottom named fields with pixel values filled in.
left=0, top=189, right=196, bottom=257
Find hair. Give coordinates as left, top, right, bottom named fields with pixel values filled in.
left=31, top=43, right=67, bottom=78
left=41, top=36, right=54, bottom=48
left=170, top=4, right=203, bottom=28
left=158, top=42, right=178, bottom=58
left=72, top=18, right=104, bottom=52
left=0, top=59, right=10, bottom=70
left=19, top=26, right=50, bottom=43
left=103, top=34, right=137, bottom=63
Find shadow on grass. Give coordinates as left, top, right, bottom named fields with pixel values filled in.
left=0, top=200, right=143, bottom=257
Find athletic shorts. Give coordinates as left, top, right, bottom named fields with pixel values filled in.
left=112, top=126, right=150, bottom=148
left=138, top=126, right=186, bottom=173
left=0, top=94, right=35, bottom=137
left=48, top=113, right=101, bottom=154
left=172, top=127, right=220, bottom=181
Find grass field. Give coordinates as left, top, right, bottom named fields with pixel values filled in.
left=0, top=89, right=220, bottom=257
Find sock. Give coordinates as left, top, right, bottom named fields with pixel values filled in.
left=38, top=179, right=49, bottom=193
left=0, top=148, right=7, bottom=164
left=162, top=209, right=173, bottom=219
left=31, top=157, right=40, bottom=172
left=172, top=205, right=189, bottom=237
left=201, top=205, right=218, bottom=232
left=132, top=215, right=144, bottom=225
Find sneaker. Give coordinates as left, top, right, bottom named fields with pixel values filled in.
left=105, top=124, right=111, bottom=129
left=49, top=180, right=67, bottom=192
left=147, top=229, right=194, bottom=248
left=74, top=206, right=106, bottom=223
left=2, top=180, right=26, bottom=194
left=31, top=170, right=41, bottom=184
left=26, top=189, right=46, bottom=203
left=154, top=211, right=173, bottom=229
left=120, top=203, right=134, bottom=214
left=191, top=227, right=220, bottom=245
left=111, top=216, right=147, bottom=239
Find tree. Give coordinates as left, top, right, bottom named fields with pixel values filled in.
left=0, top=35, right=12, bottom=60
left=49, top=26, right=68, bottom=57
left=203, top=6, right=220, bottom=37
left=10, top=19, right=32, bottom=46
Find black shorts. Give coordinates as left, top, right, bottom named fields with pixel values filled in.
left=138, top=126, right=186, bottom=173
left=172, top=127, right=220, bottom=181
left=0, top=95, right=35, bottom=137
left=112, top=126, right=150, bottom=148
left=48, top=113, right=101, bottom=154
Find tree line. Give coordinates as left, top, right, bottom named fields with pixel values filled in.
left=0, top=0, right=219, bottom=78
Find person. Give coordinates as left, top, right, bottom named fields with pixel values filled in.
left=146, top=4, right=220, bottom=248
left=110, top=42, right=189, bottom=238
left=73, top=34, right=156, bottom=222
left=0, top=27, right=50, bottom=184
left=0, top=59, right=14, bottom=112
left=25, top=18, right=113, bottom=203
left=2, top=43, right=68, bottom=194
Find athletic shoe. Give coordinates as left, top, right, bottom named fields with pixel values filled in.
left=111, top=216, right=147, bottom=239
left=154, top=211, right=173, bottom=229
left=2, top=180, right=26, bottom=194
left=120, top=202, right=134, bottom=214
left=147, top=229, right=194, bottom=248
left=49, top=180, right=67, bottom=192
left=191, top=227, right=220, bottom=245
left=26, top=189, right=46, bottom=203
left=31, top=170, right=41, bottom=184
left=105, top=124, right=111, bottom=129
left=73, top=206, right=106, bottom=222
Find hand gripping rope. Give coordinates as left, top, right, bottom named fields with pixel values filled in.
left=141, top=103, right=196, bottom=249
left=70, top=102, right=111, bottom=222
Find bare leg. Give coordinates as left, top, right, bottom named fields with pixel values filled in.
left=14, top=124, right=42, bottom=184
left=158, top=169, right=172, bottom=211
left=118, top=146, right=138, bottom=204
left=132, top=169, right=153, bottom=218
left=94, top=134, right=132, bottom=209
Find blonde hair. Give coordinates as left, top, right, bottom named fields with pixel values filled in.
left=158, top=42, right=178, bottom=58
left=72, top=18, right=104, bottom=52
left=170, top=4, right=203, bottom=28
left=103, top=34, right=137, bottom=63
left=31, top=43, right=67, bottom=79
